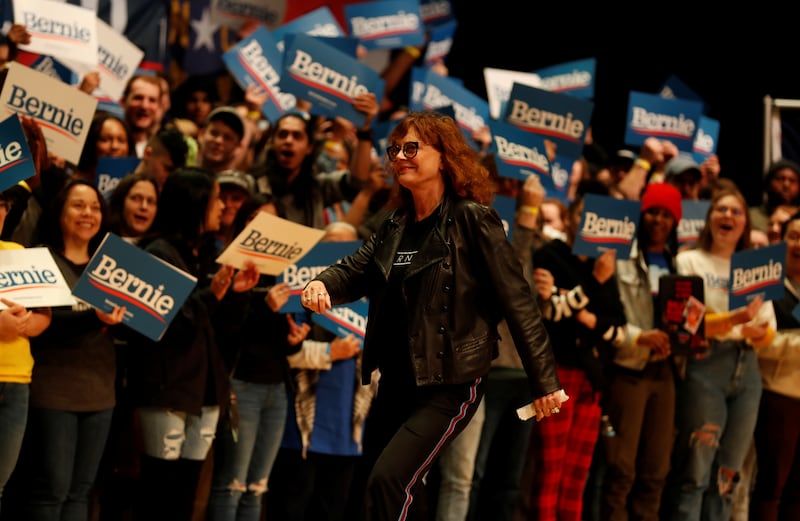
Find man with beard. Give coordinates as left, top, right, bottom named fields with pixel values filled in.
left=120, top=74, right=164, bottom=158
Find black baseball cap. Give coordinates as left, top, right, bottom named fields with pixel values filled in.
left=205, top=106, right=245, bottom=140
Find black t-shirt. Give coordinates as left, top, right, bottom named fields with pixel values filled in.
left=372, top=211, right=439, bottom=388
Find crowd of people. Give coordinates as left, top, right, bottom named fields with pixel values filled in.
left=0, top=12, right=799, bottom=521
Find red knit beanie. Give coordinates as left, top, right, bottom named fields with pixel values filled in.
left=641, top=182, right=683, bottom=222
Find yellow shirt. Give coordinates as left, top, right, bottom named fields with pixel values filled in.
left=0, top=240, right=34, bottom=383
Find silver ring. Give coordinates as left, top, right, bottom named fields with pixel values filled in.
left=318, top=292, right=325, bottom=297
left=551, top=407, right=560, bottom=414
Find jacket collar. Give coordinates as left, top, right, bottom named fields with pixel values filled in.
left=374, top=197, right=452, bottom=280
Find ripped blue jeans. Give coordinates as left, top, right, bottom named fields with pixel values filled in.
left=206, top=379, right=288, bottom=521
left=137, top=406, right=220, bottom=461
left=668, top=340, right=763, bottom=521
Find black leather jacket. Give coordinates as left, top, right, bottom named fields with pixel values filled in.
left=314, top=196, right=561, bottom=400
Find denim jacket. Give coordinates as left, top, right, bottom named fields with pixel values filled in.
left=614, top=242, right=675, bottom=371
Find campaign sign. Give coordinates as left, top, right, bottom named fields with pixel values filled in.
left=423, top=19, right=456, bottom=65
left=677, top=199, right=710, bottom=248
left=624, top=91, right=703, bottom=152
left=503, top=83, right=593, bottom=161
left=314, top=37, right=360, bottom=57
left=692, top=116, right=720, bottom=166
left=408, top=66, right=430, bottom=108
left=419, top=0, right=455, bottom=27
left=432, top=104, right=456, bottom=120
left=407, top=67, right=462, bottom=106
left=491, top=194, right=516, bottom=240
left=373, top=118, right=400, bottom=165
left=549, top=155, right=575, bottom=201
left=280, top=34, right=385, bottom=127
left=488, top=119, right=553, bottom=192
left=483, top=67, right=542, bottom=120
left=71, top=233, right=198, bottom=341
left=729, top=242, right=786, bottom=309
left=59, top=17, right=145, bottom=101
left=16, top=52, right=75, bottom=84
left=409, top=68, right=490, bottom=146
left=313, top=297, right=369, bottom=343
left=659, top=74, right=706, bottom=109
left=0, top=62, right=97, bottom=164
left=210, top=0, right=287, bottom=31
left=96, top=156, right=140, bottom=200
left=0, top=115, right=36, bottom=192
left=277, top=240, right=362, bottom=313
left=572, top=194, right=641, bottom=259
left=534, top=57, right=596, bottom=100
left=0, top=247, right=75, bottom=309
left=13, top=0, right=99, bottom=69
left=222, top=27, right=296, bottom=123
left=344, top=0, right=425, bottom=50
left=217, top=211, right=326, bottom=275
left=96, top=99, right=124, bottom=120
left=271, top=6, right=345, bottom=53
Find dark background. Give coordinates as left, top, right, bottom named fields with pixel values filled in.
left=444, top=5, right=799, bottom=205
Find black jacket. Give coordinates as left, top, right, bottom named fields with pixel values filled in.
left=315, top=196, right=561, bottom=400
left=127, top=237, right=230, bottom=417
left=216, top=274, right=301, bottom=390
left=533, top=238, right=627, bottom=392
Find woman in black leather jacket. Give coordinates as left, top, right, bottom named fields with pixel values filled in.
left=301, top=111, right=564, bottom=521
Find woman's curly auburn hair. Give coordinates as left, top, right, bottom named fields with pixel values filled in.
left=386, top=111, right=493, bottom=208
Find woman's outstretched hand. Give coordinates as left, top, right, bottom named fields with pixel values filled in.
left=301, top=281, right=331, bottom=313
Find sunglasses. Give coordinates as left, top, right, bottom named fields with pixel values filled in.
left=387, top=141, right=421, bottom=162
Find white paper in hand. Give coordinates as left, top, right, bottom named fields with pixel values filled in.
left=516, top=389, right=570, bottom=421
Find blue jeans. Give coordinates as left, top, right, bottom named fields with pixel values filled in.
left=436, top=397, right=486, bottom=521
left=0, top=382, right=28, bottom=511
left=468, top=371, right=533, bottom=521
left=138, top=405, right=220, bottom=461
left=668, top=340, right=763, bottom=521
left=25, top=407, right=113, bottom=521
left=207, top=379, right=288, bottom=521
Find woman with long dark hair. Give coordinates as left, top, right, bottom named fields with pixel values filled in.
left=106, top=171, right=159, bottom=242
left=74, top=111, right=136, bottom=183
left=20, top=179, right=125, bottom=520
left=127, top=167, right=257, bottom=521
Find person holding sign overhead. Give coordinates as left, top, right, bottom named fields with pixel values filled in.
left=301, top=111, right=564, bottom=521
left=125, top=167, right=258, bottom=521
left=665, top=186, right=776, bottom=521
left=249, top=91, right=379, bottom=231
